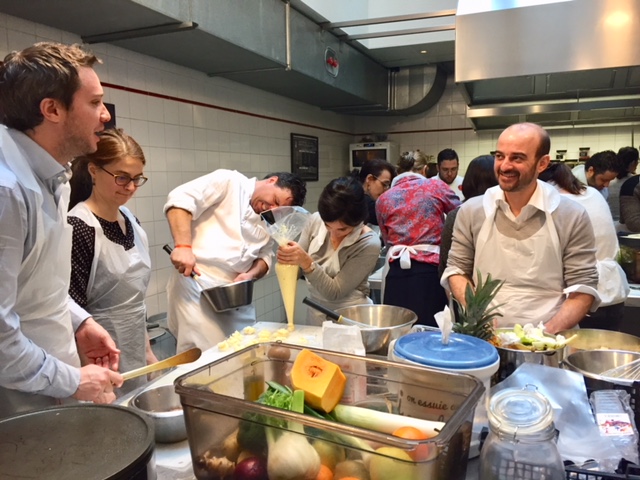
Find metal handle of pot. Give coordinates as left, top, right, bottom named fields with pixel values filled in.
left=163, top=244, right=198, bottom=279
left=302, top=296, right=341, bottom=321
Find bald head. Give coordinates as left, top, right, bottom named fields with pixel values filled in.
left=500, top=123, right=550, bottom=160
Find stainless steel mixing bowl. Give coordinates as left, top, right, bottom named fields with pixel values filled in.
left=557, top=328, right=640, bottom=357
left=130, top=384, right=187, bottom=443
left=202, top=279, right=253, bottom=312
left=562, top=349, right=640, bottom=388
left=335, top=304, right=418, bottom=354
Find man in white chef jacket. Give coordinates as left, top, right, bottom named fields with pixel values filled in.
left=442, top=123, right=600, bottom=334
left=571, top=150, right=620, bottom=199
left=0, top=42, right=123, bottom=418
left=165, top=170, right=306, bottom=352
left=437, top=148, right=465, bottom=201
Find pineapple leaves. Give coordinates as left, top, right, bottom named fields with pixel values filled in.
left=452, top=270, right=505, bottom=341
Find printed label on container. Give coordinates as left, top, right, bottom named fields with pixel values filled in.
left=596, top=413, right=635, bottom=436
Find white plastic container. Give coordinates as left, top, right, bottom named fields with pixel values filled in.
left=389, top=331, right=499, bottom=457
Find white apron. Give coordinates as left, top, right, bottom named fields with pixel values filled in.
left=68, top=204, right=151, bottom=395
left=167, top=262, right=255, bottom=353
left=305, top=223, right=372, bottom=325
left=474, top=196, right=565, bottom=328
left=0, top=131, right=79, bottom=416
left=381, top=244, right=440, bottom=300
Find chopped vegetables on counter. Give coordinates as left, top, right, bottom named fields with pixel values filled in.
left=217, top=326, right=299, bottom=352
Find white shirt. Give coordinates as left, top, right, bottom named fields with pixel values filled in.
left=556, top=185, right=629, bottom=306
left=443, top=174, right=465, bottom=200
left=164, top=169, right=274, bottom=276
left=0, top=127, right=87, bottom=398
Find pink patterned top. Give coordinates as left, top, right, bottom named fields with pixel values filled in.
left=376, top=173, right=461, bottom=266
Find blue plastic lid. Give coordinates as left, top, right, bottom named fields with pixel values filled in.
left=394, top=331, right=499, bottom=369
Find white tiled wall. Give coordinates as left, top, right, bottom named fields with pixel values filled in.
left=2, top=12, right=638, bottom=323
left=0, top=13, right=352, bottom=322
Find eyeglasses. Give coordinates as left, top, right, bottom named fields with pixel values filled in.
left=373, top=176, right=391, bottom=190
left=98, top=165, right=148, bottom=187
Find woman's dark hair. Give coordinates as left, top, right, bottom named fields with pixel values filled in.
left=356, top=159, right=396, bottom=183
left=69, top=128, right=146, bottom=210
left=461, top=155, right=498, bottom=199
left=318, top=177, right=368, bottom=227
left=539, top=162, right=585, bottom=195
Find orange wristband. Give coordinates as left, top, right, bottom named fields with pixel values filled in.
left=174, top=244, right=192, bottom=249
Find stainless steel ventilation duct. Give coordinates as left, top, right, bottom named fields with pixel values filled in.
left=0, top=0, right=445, bottom=116
left=456, top=0, right=640, bottom=130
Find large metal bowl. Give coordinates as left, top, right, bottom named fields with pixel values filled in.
left=335, top=304, right=418, bottom=354
left=130, top=384, right=187, bottom=443
left=202, top=279, right=253, bottom=312
left=562, top=349, right=640, bottom=388
left=557, top=329, right=640, bottom=357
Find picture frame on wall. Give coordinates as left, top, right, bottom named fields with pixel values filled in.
left=291, top=133, right=319, bottom=181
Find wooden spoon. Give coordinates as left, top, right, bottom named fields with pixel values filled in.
left=122, top=347, right=202, bottom=381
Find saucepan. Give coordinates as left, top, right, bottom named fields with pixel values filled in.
left=163, top=244, right=253, bottom=312
left=302, top=297, right=418, bottom=353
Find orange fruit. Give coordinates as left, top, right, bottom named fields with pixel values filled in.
left=392, top=426, right=432, bottom=461
left=316, top=464, right=334, bottom=480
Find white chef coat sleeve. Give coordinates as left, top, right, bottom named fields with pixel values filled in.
left=0, top=184, right=80, bottom=398
left=163, top=169, right=232, bottom=219
left=257, top=237, right=275, bottom=272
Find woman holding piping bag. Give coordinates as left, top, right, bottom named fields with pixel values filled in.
left=68, top=128, right=157, bottom=395
left=277, top=177, right=381, bottom=326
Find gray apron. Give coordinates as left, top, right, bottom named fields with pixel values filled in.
left=68, top=203, right=151, bottom=395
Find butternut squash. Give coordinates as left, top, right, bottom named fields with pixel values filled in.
left=291, top=349, right=346, bottom=413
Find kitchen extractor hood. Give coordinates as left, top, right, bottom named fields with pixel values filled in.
left=0, top=0, right=445, bottom=116
left=455, top=0, right=640, bottom=130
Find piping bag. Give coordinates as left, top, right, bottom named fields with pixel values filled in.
left=262, top=206, right=310, bottom=329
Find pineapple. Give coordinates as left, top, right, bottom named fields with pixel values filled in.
left=452, top=270, right=504, bottom=341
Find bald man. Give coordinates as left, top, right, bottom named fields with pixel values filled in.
left=442, top=123, right=600, bottom=334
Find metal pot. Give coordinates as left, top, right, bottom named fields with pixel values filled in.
left=494, top=345, right=566, bottom=383
left=130, top=384, right=187, bottom=443
left=557, top=328, right=640, bottom=357
left=0, top=405, right=155, bottom=479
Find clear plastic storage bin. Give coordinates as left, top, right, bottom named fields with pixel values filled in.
left=175, top=342, right=484, bottom=480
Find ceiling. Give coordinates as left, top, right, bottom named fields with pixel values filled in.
left=0, top=0, right=638, bottom=129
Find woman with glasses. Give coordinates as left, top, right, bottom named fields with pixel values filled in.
left=355, top=159, right=397, bottom=226
left=67, top=128, right=157, bottom=395
left=277, top=177, right=381, bottom=325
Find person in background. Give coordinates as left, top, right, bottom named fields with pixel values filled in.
left=277, top=177, right=381, bottom=325
left=539, top=162, right=628, bottom=331
left=439, top=155, right=498, bottom=279
left=165, top=170, right=306, bottom=352
left=571, top=150, right=620, bottom=199
left=425, top=162, right=438, bottom=178
left=394, top=149, right=429, bottom=177
left=0, top=42, right=122, bottom=417
left=443, top=123, right=599, bottom=334
left=356, top=159, right=396, bottom=226
left=437, top=148, right=465, bottom=200
left=619, top=173, right=640, bottom=233
left=68, top=129, right=158, bottom=395
left=377, top=151, right=461, bottom=327
left=608, top=146, right=639, bottom=222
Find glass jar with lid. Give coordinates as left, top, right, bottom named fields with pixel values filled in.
left=479, top=385, right=564, bottom=480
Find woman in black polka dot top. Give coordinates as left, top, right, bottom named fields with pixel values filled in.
left=68, top=128, right=157, bottom=395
